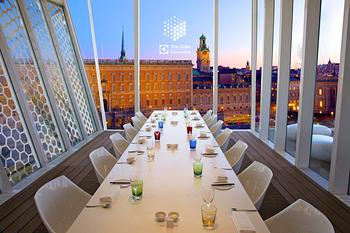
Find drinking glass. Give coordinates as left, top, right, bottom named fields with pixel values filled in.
left=158, top=120, right=164, bottom=129
left=146, top=140, right=155, bottom=161
left=193, top=160, right=203, bottom=177
left=130, top=176, right=143, bottom=200
left=154, top=131, right=161, bottom=140
left=186, top=125, right=193, bottom=135
left=189, top=138, right=197, bottom=150
left=202, top=187, right=215, bottom=206
left=201, top=204, right=217, bottom=229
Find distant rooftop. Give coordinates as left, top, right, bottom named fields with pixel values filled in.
left=84, top=59, right=193, bottom=66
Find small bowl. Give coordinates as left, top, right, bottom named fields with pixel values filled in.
left=138, top=138, right=146, bottom=144
left=155, top=211, right=166, bottom=222
left=171, top=121, right=178, bottom=126
left=167, top=212, right=179, bottom=222
left=167, top=144, right=178, bottom=150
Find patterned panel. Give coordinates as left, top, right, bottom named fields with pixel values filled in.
left=0, top=54, right=41, bottom=184
left=24, top=0, right=82, bottom=145
left=47, top=2, right=96, bottom=135
left=0, top=0, right=65, bottom=161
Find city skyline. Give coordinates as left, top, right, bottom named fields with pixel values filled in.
left=68, top=0, right=344, bottom=69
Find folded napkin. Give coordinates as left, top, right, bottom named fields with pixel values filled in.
left=231, top=211, right=256, bottom=233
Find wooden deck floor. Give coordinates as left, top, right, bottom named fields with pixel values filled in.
left=1, top=130, right=349, bottom=233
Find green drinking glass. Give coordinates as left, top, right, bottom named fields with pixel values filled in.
left=130, top=179, right=143, bottom=200
left=193, top=161, right=203, bottom=177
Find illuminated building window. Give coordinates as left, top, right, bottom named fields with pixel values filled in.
left=319, top=88, right=323, bottom=96
left=320, top=100, right=323, bottom=108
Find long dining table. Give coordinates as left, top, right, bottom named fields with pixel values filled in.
left=67, top=110, right=270, bottom=233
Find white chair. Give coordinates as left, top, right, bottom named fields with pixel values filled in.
left=206, top=114, right=217, bottom=128
left=123, top=123, right=138, bottom=142
left=265, top=199, right=334, bottom=233
left=215, top=128, right=232, bottom=152
left=209, top=120, right=223, bottom=138
left=34, top=176, right=91, bottom=233
left=110, top=132, right=129, bottom=158
left=225, top=140, right=248, bottom=173
left=136, top=111, right=147, bottom=124
left=202, top=109, right=212, bottom=121
left=89, top=147, right=117, bottom=184
left=131, top=116, right=143, bottom=130
left=238, top=161, right=273, bottom=209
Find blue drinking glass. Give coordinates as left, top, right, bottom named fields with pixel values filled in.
left=189, top=139, right=197, bottom=150
left=158, top=121, right=164, bottom=129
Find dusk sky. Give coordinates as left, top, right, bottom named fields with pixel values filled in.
left=68, top=0, right=344, bottom=69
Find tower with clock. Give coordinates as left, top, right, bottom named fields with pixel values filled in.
left=196, top=34, right=210, bottom=72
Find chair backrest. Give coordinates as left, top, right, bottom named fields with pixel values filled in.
left=202, top=109, right=212, bottom=121
left=206, top=114, right=217, bottom=128
left=110, top=132, right=129, bottom=158
left=89, top=147, right=117, bottom=184
left=216, top=128, right=232, bottom=152
left=225, top=140, right=248, bottom=173
left=34, top=176, right=91, bottom=233
left=131, top=116, right=143, bottom=130
left=123, top=123, right=138, bottom=142
left=136, top=111, right=147, bottom=124
left=238, top=161, right=273, bottom=209
left=265, top=199, right=335, bottom=233
left=210, top=120, right=223, bottom=138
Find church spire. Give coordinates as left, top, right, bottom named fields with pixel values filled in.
left=119, top=26, right=126, bottom=61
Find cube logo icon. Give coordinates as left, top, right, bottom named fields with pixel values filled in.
left=159, top=44, right=169, bottom=54
left=163, top=16, right=187, bottom=41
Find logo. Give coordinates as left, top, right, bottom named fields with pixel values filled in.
left=159, top=44, right=169, bottom=54
left=163, top=16, right=187, bottom=42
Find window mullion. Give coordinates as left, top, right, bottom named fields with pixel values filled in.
left=274, top=0, right=293, bottom=152
left=251, top=0, right=258, bottom=130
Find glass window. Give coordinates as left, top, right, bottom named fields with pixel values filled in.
left=268, top=0, right=280, bottom=142
left=309, top=0, right=344, bottom=180
left=0, top=53, right=41, bottom=184
left=47, top=2, right=97, bottom=134
left=25, top=0, right=82, bottom=145
left=140, top=0, right=211, bottom=114
left=218, top=0, right=251, bottom=129
left=71, top=0, right=135, bottom=129
left=0, top=0, right=65, bottom=161
left=286, top=0, right=304, bottom=157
